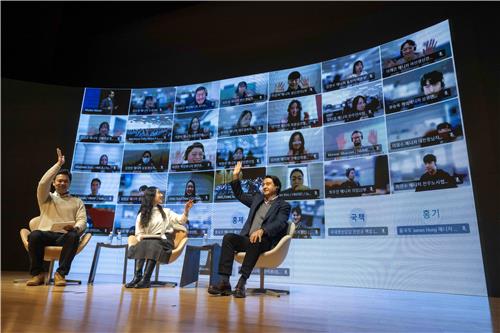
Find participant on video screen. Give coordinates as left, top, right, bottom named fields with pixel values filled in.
left=183, top=142, right=208, bottom=164
left=280, top=99, right=310, bottom=130
left=420, top=122, right=459, bottom=147
left=82, top=121, right=120, bottom=143
left=415, top=154, right=457, bottom=192
left=234, top=110, right=257, bottom=133
left=342, top=95, right=380, bottom=122
left=274, top=71, right=317, bottom=95
left=90, top=178, right=101, bottom=196
left=186, top=86, right=216, bottom=110
left=281, top=168, right=310, bottom=194
left=420, top=70, right=446, bottom=98
left=337, top=130, right=378, bottom=153
left=233, top=81, right=255, bottom=101
left=100, top=91, right=118, bottom=114
left=134, top=151, right=158, bottom=171
left=184, top=179, right=197, bottom=199
left=142, top=96, right=158, bottom=110
left=289, top=206, right=311, bottom=239
left=347, top=60, right=369, bottom=79
left=340, top=168, right=362, bottom=195
left=386, top=38, right=437, bottom=68
left=288, top=131, right=309, bottom=160
left=91, top=154, right=119, bottom=173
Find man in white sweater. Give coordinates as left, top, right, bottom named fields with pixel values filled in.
left=27, top=148, right=87, bottom=286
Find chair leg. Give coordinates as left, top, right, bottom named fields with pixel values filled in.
left=245, top=268, right=290, bottom=297
left=149, top=263, right=177, bottom=288
left=46, top=261, right=55, bottom=285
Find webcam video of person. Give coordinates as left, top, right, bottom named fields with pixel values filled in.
left=267, top=163, right=324, bottom=200
left=218, top=103, right=268, bottom=137
left=172, top=109, right=218, bottom=142
left=269, top=63, right=322, bottom=101
left=129, top=87, right=176, bottom=115
left=70, top=173, right=120, bottom=204
left=121, top=143, right=170, bottom=173
left=288, top=200, right=325, bottom=239
left=77, top=115, right=127, bottom=144
left=166, top=171, right=214, bottom=204
left=268, top=128, right=323, bottom=164
left=323, top=117, right=387, bottom=161
left=81, top=88, right=131, bottom=115
left=322, top=81, right=384, bottom=124
left=125, top=115, right=173, bottom=143
left=268, top=95, right=322, bottom=132
left=219, top=73, right=269, bottom=106
left=383, top=58, right=457, bottom=114
left=175, top=82, right=219, bottom=113
left=72, top=143, right=123, bottom=173
left=117, top=174, right=167, bottom=204
left=214, top=167, right=266, bottom=202
left=210, top=202, right=250, bottom=238
left=386, top=99, right=463, bottom=152
left=113, top=204, right=140, bottom=235
left=324, top=155, right=389, bottom=198
left=169, top=139, right=217, bottom=172
left=381, top=20, right=452, bottom=78
left=165, top=203, right=212, bottom=238
left=389, top=141, right=470, bottom=193
left=216, top=134, right=267, bottom=169
left=85, top=204, right=116, bottom=235
left=322, top=46, right=381, bottom=92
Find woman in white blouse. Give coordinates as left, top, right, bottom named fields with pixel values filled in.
left=126, top=186, right=194, bottom=288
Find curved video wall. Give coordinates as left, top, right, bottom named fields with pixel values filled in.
left=70, top=20, right=486, bottom=295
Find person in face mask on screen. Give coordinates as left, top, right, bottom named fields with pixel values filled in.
left=135, top=151, right=158, bottom=172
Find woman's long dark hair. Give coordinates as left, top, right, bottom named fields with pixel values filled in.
left=139, top=186, right=166, bottom=228
left=287, top=100, right=302, bottom=124
left=288, top=131, right=305, bottom=155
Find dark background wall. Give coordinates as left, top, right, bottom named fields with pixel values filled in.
left=2, top=2, right=499, bottom=296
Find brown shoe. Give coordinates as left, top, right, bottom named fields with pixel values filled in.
left=26, top=273, right=45, bottom=286
left=54, top=272, right=67, bottom=286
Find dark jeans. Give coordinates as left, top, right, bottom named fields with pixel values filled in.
left=28, top=230, right=80, bottom=276
left=218, top=233, right=272, bottom=279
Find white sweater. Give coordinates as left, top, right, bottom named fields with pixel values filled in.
left=135, top=207, right=187, bottom=241
left=37, top=163, right=87, bottom=232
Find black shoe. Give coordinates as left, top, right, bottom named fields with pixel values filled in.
left=134, top=259, right=155, bottom=289
left=125, top=275, right=143, bottom=288
left=208, top=280, right=232, bottom=296
left=125, top=259, right=145, bottom=288
left=233, top=278, right=246, bottom=298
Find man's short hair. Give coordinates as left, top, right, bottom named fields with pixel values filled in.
left=291, top=206, right=302, bottom=215
left=423, top=154, right=437, bottom=164
left=56, top=169, right=72, bottom=182
left=420, top=71, right=445, bottom=89
left=345, top=168, right=355, bottom=177
left=195, top=86, right=208, bottom=95
left=290, top=168, right=304, bottom=179
left=288, top=71, right=301, bottom=81
left=264, top=175, right=281, bottom=195
left=91, top=178, right=101, bottom=185
left=437, top=122, right=452, bottom=131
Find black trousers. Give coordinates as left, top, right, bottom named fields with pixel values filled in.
left=28, top=230, right=80, bottom=276
left=218, top=233, right=272, bottom=280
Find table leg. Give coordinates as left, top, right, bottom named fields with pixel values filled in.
left=180, top=246, right=201, bottom=287
left=122, top=246, right=128, bottom=284
left=209, top=244, right=221, bottom=286
left=87, top=244, right=102, bottom=285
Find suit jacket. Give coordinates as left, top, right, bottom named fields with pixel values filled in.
left=230, top=179, right=291, bottom=247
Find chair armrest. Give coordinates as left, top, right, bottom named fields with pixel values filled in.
left=20, top=229, right=31, bottom=252
left=168, top=237, right=188, bottom=264
left=76, top=233, right=92, bottom=254
left=128, top=235, right=139, bottom=247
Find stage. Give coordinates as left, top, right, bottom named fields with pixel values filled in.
left=2, top=271, right=498, bottom=332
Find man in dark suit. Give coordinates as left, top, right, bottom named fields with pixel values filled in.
left=208, top=161, right=291, bottom=298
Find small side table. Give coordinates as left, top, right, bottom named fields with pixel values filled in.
left=180, top=243, right=221, bottom=287
left=88, top=242, right=128, bottom=285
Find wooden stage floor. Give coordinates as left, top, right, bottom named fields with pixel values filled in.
left=2, top=272, right=498, bottom=333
